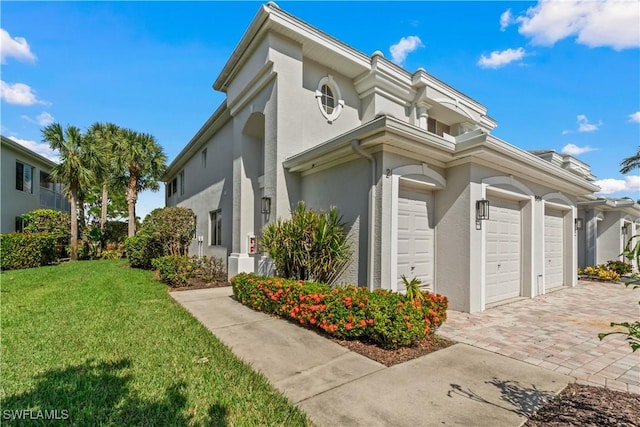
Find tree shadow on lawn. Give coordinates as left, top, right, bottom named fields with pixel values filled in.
left=448, top=378, right=557, bottom=417
left=2, top=358, right=228, bottom=426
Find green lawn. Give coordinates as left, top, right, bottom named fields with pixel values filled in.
left=1, top=260, right=311, bottom=426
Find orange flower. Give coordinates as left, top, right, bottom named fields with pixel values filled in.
left=406, top=322, right=412, bottom=328
left=358, top=320, right=367, bottom=327
left=345, top=322, right=353, bottom=330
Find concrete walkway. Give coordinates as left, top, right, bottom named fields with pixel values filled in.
left=439, top=280, right=640, bottom=394
left=172, top=287, right=571, bottom=427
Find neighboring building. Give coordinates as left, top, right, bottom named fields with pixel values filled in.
left=164, top=3, right=603, bottom=312
left=577, top=198, right=640, bottom=269
left=1, top=135, right=70, bottom=233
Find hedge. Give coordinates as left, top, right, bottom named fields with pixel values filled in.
left=231, top=273, right=448, bottom=349
left=1, top=233, right=58, bottom=270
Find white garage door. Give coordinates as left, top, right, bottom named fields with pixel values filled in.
left=544, top=209, right=564, bottom=289
left=486, top=198, right=521, bottom=304
left=397, top=186, right=434, bottom=291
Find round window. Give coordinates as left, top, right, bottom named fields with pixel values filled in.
left=315, top=75, right=344, bottom=123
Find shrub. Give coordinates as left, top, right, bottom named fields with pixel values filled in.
left=606, top=260, right=633, bottom=275
left=21, top=209, right=70, bottom=237
left=152, top=255, right=193, bottom=287
left=125, top=235, right=163, bottom=269
left=580, top=265, right=621, bottom=281
left=142, top=207, right=195, bottom=256
left=101, top=249, right=124, bottom=260
left=0, top=233, right=58, bottom=270
left=103, top=220, right=128, bottom=245
left=231, top=273, right=447, bottom=349
left=192, top=256, right=226, bottom=282
left=260, top=202, right=352, bottom=284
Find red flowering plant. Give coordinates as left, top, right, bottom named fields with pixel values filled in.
left=231, top=273, right=448, bottom=349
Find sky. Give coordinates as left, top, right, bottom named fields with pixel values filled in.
left=2, top=1, right=639, bottom=219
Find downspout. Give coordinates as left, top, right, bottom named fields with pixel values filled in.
left=351, top=140, right=376, bottom=289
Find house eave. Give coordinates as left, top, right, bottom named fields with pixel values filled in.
left=1, top=135, right=58, bottom=168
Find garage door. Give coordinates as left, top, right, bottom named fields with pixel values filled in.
left=486, top=198, right=521, bottom=304
left=397, top=186, right=434, bottom=291
left=544, top=209, right=564, bottom=289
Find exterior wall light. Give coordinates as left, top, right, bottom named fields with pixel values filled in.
left=621, top=223, right=630, bottom=234
left=575, top=218, right=584, bottom=231
left=261, top=197, right=271, bottom=215
left=475, top=199, right=490, bottom=221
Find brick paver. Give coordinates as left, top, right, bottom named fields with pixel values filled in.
left=439, top=280, right=639, bottom=393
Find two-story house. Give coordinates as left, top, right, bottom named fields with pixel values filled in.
left=1, top=135, right=70, bottom=233
left=164, top=3, right=603, bottom=313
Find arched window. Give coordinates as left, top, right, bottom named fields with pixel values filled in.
left=315, top=75, right=344, bottom=123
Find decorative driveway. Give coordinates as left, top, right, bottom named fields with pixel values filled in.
left=439, top=280, right=639, bottom=394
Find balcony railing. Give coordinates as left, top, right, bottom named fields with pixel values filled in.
left=40, top=187, right=70, bottom=212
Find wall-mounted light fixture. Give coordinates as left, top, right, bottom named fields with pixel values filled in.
left=261, top=197, right=271, bottom=215
left=622, top=223, right=630, bottom=234
left=476, top=199, right=490, bottom=221
left=575, top=218, right=584, bottom=231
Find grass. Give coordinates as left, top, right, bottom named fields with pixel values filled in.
left=1, top=260, right=311, bottom=426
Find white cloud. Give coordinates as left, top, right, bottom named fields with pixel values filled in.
left=629, top=111, right=640, bottom=123
left=500, top=9, right=514, bottom=31
left=36, top=112, right=54, bottom=126
left=20, top=111, right=55, bottom=126
left=0, top=28, right=36, bottom=64
left=0, top=80, right=47, bottom=106
left=515, top=0, right=640, bottom=50
left=594, top=176, right=640, bottom=195
left=389, top=35, right=423, bottom=65
left=561, top=143, right=595, bottom=156
left=477, top=47, right=526, bottom=69
left=8, top=136, right=59, bottom=162
left=576, top=114, right=602, bottom=132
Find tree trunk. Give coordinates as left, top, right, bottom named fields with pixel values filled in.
left=70, top=186, right=78, bottom=261
left=127, top=177, right=138, bottom=237
left=100, top=183, right=108, bottom=231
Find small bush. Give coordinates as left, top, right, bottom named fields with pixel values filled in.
left=103, top=220, right=128, bottom=245
left=152, top=255, right=193, bottom=287
left=21, top=209, right=70, bottom=237
left=192, top=256, right=226, bottom=282
left=606, top=260, right=633, bottom=275
left=260, top=202, right=352, bottom=284
left=125, top=235, right=163, bottom=269
left=231, top=273, right=448, bottom=349
left=142, top=207, right=195, bottom=256
left=101, top=249, right=124, bottom=260
left=580, top=265, right=621, bottom=281
left=1, top=233, right=58, bottom=270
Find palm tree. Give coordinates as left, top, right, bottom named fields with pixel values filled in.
left=620, top=147, right=640, bottom=174
left=42, top=123, right=105, bottom=260
left=116, top=129, right=167, bottom=236
left=89, top=122, right=121, bottom=233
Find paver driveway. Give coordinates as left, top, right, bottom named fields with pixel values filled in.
left=439, top=280, right=639, bottom=394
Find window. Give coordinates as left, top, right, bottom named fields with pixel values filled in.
left=179, top=170, right=185, bottom=196
left=172, top=178, right=177, bottom=194
left=315, top=75, right=344, bottom=123
left=427, top=117, right=451, bottom=137
left=16, top=162, right=34, bottom=193
left=321, top=84, right=335, bottom=115
left=209, top=210, right=222, bottom=246
left=167, top=182, right=172, bottom=197
left=40, top=171, right=53, bottom=190
left=202, top=148, right=207, bottom=168
left=15, top=216, right=24, bottom=232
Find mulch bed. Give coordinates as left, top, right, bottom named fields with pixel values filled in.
left=167, top=277, right=230, bottom=292
left=526, top=382, right=640, bottom=427
left=329, top=334, right=456, bottom=366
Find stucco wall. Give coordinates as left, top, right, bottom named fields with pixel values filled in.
left=299, top=157, right=370, bottom=285
left=1, top=143, right=57, bottom=234
left=597, top=211, right=623, bottom=264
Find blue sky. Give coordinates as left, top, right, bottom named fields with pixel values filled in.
left=2, top=1, right=639, bottom=218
